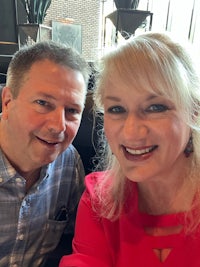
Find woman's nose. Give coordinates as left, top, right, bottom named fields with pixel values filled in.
left=123, top=114, right=148, bottom=139
left=47, top=109, right=66, bottom=134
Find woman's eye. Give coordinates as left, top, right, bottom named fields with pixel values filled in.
left=107, top=106, right=126, bottom=114
left=146, top=104, right=169, bottom=113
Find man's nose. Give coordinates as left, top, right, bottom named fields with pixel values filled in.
left=47, top=109, right=66, bottom=134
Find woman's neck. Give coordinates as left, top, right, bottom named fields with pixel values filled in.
left=137, top=167, right=196, bottom=215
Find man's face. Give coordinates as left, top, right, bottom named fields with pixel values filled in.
left=1, top=59, right=86, bottom=173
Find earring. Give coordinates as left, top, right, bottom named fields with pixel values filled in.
left=184, top=135, right=194, bottom=158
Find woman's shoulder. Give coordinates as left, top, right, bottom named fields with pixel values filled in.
left=84, top=171, right=112, bottom=199
left=79, top=172, right=107, bottom=207
left=85, top=171, right=106, bottom=189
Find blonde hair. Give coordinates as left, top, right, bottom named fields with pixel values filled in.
left=93, top=32, right=200, bottom=222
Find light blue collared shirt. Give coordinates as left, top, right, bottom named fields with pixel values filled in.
left=0, top=144, right=85, bottom=267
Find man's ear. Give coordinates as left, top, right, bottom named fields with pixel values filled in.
left=1, top=86, right=13, bottom=120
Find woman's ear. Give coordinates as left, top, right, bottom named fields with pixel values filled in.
left=191, top=111, right=198, bottom=124
left=1, top=86, right=13, bottom=120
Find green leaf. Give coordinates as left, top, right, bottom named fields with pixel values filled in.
left=19, top=0, right=52, bottom=24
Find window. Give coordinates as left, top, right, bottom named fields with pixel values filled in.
left=100, top=0, right=200, bottom=62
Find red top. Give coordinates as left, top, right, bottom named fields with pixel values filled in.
left=59, top=172, right=200, bottom=267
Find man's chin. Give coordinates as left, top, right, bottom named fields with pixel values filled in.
left=37, top=154, right=60, bottom=166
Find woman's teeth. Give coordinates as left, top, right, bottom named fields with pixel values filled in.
left=126, top=146, right=156, bottom=155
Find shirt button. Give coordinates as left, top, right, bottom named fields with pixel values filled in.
left=15, top=178, right=22, bottom=183
left=18, top=234, right=24, bottom=240
left=0, top=177, right=3, bottom=183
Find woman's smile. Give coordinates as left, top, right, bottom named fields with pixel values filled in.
left=103, top=77, right=191, bottom=182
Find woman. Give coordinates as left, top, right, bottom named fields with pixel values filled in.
left=59, top=32, right=200, bottom=266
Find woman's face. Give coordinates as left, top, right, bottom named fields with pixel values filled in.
left=103, top=73, right=191, bottom=183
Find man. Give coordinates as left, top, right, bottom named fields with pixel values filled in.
left=0, top=41, right=89, bottom=266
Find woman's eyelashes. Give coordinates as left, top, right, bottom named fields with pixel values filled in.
left=145, top=103, right=170, bottom=113
left=107, top=105, right=126, bottom=114
left=106, top=103, right=170, bottom=115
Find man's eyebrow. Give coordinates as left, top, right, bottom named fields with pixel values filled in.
left=36, top=92, right=56, bottom=100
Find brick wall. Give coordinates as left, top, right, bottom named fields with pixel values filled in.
left=44, top=0, right=101, bottom=61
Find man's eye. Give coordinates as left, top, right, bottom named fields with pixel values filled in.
left=107, top=106, right=126, bottom=114
left=146, top=104, right=169, bottom=113
left=36, top=100, right=49, bottom=106
left=65, top=108, right=80, bottom=115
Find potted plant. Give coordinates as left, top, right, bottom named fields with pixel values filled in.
left=106, top=0, right=152, bottom=43
left=114, top=0, right=140, bottom=9
left=20, top=0, right=52, bottom=24
left=18, top=0, right=52, bottom=43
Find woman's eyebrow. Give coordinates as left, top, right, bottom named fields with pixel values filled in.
left=104, top=96, right=121, bottom=101
left=105, top=94, right=159, bottom=102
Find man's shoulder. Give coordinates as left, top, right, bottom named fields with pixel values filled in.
left=49, top=144, right=81, bottom=172
left=63, top=144, right=78, bottom=155
left=58, top=144, right=79, bottom=161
